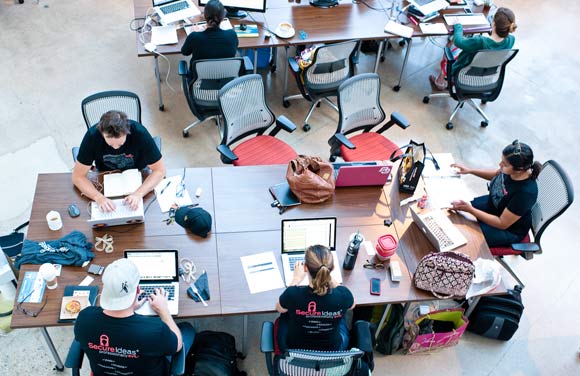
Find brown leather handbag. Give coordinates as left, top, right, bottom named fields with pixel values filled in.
left=286, top=155, right=335, bottom=204
left=413, top=251, right=475, bottom=299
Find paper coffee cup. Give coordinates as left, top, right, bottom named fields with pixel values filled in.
left=46, top=210, right=63, bottom=231
left=39, top=263, right=58, bottom=289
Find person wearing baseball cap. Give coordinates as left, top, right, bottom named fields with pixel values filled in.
left=73, top=258, right=194, bottom=376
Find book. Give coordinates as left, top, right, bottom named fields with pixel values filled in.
left=234, top=24, right=259, bottom=38
left=58, top=285, right=99, bottom=323
left=17, top=271, right=45, bottom=303
left=103, top=169, right=142, bottom=197
left=269, top=182, right=300, bottom=208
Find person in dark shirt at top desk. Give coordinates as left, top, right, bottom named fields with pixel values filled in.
left=450, top=140, right=541, bottom=247
left=181, top=0, right=239, bottom=74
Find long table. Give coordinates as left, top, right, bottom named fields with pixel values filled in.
left=11, top=164, right=510, bottom=369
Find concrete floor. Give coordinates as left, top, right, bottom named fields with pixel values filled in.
left=1, top=0, right=579, bottom=374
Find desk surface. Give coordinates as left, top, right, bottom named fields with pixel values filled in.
left=12, top=164, right=503, bottom=329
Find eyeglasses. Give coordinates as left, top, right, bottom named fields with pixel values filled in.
left=16, top=289, right=48, bottom=317
left=363, top=260, right=386, bottom=269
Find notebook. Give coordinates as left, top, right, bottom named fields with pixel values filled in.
left=234, top=24, right=259, bottom=38
left=125, top=250, right=180, bottom=316
left=269, top=182, right=300, bottom=208
left=411, top=209, right=467, bottom=252
left=58, top=285, right=99, bottom=323
left=153, top=0, right=200, bottom=25
left=88, top=198, right=144, bottom=228
left=333, top=161, right=393, bottom=187
left=103, top=169, right=142, bottom=198
left=280, top=218, right=342, bottom=287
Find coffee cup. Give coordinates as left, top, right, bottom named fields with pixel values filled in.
left=39, top=263, right=58, bottom=289
left=46, top=210, right=63, bottom=231
left=278, top=22, right=293, bottom=33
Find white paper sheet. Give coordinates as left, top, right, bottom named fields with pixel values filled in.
left=419, top=22, right=449, bottom=35
left=240, top=252, right=284, bottom=294
left=424, top=176, right=474, bottom=210
left=422, top=153, right=460, bottom=178
left=150, top=25, right=178, bottom=45
left=154, top=176, right=194, bottom=213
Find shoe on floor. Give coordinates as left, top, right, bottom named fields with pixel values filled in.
left=429, top=74, right=447, bottom=91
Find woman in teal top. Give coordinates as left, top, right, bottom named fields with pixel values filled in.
left=430, top=7, right=517, bottom=91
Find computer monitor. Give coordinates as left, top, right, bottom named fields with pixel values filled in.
left=198, top=0, right=267, bottom=19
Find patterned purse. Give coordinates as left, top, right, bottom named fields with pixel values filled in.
left=413, top=252, right=475, bottom=299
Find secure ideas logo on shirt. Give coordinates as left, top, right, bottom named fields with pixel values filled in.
left=295, top=301, right=343, bottom=318
left=88, top=334, right=140, bottom=358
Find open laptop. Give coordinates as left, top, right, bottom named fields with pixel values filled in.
left=280, top=218, right=342, bottom=287
left=333, top=161, right=393, bottom=187
left=153, top=0, right=201, bottom=24
left=411, top=209, right=467, bottom=252
left=124, top=250, right=180, bottom=316
left=87, top=198, right=144, bottom=229
left=408, top=0, right=448, bottom=16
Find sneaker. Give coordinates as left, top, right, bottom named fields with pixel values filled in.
left=429, top=75, right=447, bottom=91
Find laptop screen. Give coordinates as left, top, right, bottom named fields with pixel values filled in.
left=281, top=218, right=336, bottom=253
left=125, top=250, right=178, bottom=282
left=153, top=0, right=179, bottom=6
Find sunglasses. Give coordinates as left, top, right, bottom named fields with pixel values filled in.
left=363, top=260, right=386, bottom=269
left=16, top=289, right=48, bottom=317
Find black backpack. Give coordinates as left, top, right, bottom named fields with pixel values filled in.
left=185, top=331, right=246, bottom=376
left=467, top=286, right=524, bottom=341
left=375, top=304, right=405, bottom=355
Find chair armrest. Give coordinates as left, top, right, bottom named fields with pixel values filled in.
left=65, top=340, right=84, bottom=375
left=269, top=115, right=297, bottom=137
left=170, top=348, right=186, bottom=376
left=178, top=60, right=188, bottom=76
left=261, top=321, right=274, bottom=353
left=242, top=56, right=254, bottom=73
left=217, top=144, right=238, bottom=162
left=288, top=57, right=300, bottom=73
left=511, top=242, right=541, bottom=253
left=353, top=321, right=373, bottom=353
left=71, top=147, right=80, bottom=163
left=444, top=46, right=456, bottom=63
left=377, top=111, right=410, bottom=134
left=333, top=133, right=355, bottom=149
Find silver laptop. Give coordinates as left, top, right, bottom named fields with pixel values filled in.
left=87, top=198, right=144, bottom=229
left=408, top=0, right=448, bottom=15
left=281, top=218, right=342, bottom=287
left=411, top=209, right=467, bottom=252
left=124, top=250, right=180, bottom=316
left=153, top=0, right=200, bottom=24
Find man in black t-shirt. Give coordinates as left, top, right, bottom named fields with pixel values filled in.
left=72, top=110, right=166, bottom=212
left=74, top=258, right=193, bottom=376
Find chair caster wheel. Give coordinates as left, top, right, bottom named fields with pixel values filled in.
left=182, top=130, right=189, bottom=138
left=422, top=96, right=430, bottom=104
left=399, top=40, right=406, bottom=47
left=54, top=365, right=64, bottom=372
left=386, top=42, right=393, bottom=50
left=303, top=124, right=311, bottom=132
left=270, top=65, right=277, bottom=73
left=158, top=104, right=164, bottom=111
left=481, top=100, right=487, bottom=105
left=330, top=155, right=337, bottom=162
left=316, top=102, right=321, bottom=108
left=283, top=100, right=290, bottom=108
left=380, top=56, right=385, bottom=63
left=393, top=85, right=400, bottom=92
left=446, top=122, right=454, bottom=130
left=481, top=121, right=489, bottom=127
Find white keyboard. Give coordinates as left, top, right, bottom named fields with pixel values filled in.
left=91, top=199, right=143, bottom=220
left=423, top=214, right=454, bottom=249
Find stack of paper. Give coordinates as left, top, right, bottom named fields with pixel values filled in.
left=151, top=24, right=178, bottom=45
left=154, top=176, right=194, bottom=213
left=240, top=252, right=284, bottom=294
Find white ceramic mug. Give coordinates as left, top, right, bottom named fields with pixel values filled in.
left=46, top=210, right=63, bottom=231
left=39, top=263, right=58, bottom=289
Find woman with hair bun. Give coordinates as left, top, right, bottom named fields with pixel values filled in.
left=451, top=140, right=542, bottom=247
left=430, top=7, right=518, bottom=91
left=275, top=245, right=355, bottom=352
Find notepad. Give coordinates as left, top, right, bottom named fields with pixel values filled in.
left=103, top=169, right=142, bottom=197
left=419, top=22, right=449, bottom=35
left=150, top=24, right=178, bottom=45
left=234, top=24, right=259, bottom=38
left=384, top=20, right=414, bottom=38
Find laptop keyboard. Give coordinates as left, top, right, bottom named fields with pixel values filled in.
left=91, top=199, right=143, bottom=220
left=289, top=255, right=304, bottom=271
left=160, top=1, right=189, bottom=14
left=423, top=214, right=454, bottom=249
left=138, top=285, right=176, bottom=301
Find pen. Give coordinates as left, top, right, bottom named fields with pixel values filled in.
left=160, top=181, right=171, bottom=194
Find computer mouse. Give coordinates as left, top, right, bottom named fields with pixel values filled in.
left=68, top=204, right=80, bottom=218
left=239, top=23, right=247, bottom=31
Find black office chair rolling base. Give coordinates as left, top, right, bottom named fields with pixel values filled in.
left=423, top=94, right=490, bottom=130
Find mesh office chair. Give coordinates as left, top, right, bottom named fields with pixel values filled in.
left=328, top=73, right=410, bottom=162
left=72, top=91, right=161, bottom=162
left=179, top=57, right=252, bottom=138
left=261, top=320, right=374, bottom=376
left=423, top=47, right=519, bottom=130
left=490, top=160, right=574, bottom=287
left=217, top=74, right=298, bottom=166
left=283, top=40, right=360, bottom=132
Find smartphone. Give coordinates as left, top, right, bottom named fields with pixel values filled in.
left=464, top=8, right=473, bottom=14
left=370, top=278, right=381, bottom=295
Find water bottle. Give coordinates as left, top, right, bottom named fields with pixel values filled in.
left=343, top=231, right=363, bottom=270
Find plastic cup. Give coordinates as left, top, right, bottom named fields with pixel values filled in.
left=46, top=210, right=63, bottom=231
left=39, top=263, right=58, bottom=289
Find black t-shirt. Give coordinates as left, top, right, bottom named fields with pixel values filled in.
left=181, top=27, right=239, bottom=67
left=487, top=173, right=538, bottom=236
left=76, top=121, right=161, bottom=171
left=74, top=306, right=177, bottom=376
left=279, top=286, right=354, bottom=350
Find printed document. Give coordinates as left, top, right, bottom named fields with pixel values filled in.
left=154, top=175, right=194, bottom=213
left=241, top=252, right=284, bottom=294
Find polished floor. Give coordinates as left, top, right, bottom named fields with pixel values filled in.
left=1, top=0, right=579, bottom=374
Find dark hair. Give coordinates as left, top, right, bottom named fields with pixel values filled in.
left=494, top=7, right=517, bottom=38
left=502, top=140, right=542, bottom=180
left=304, top=245, right=334, bottom=296
left=204, top=0, right=226, bottom=28
left=97, top=111, right=131, bottom=138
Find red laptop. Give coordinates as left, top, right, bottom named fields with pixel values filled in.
left=333, top=161, right=393, bottom=187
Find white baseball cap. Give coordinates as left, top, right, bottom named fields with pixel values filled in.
left=100, top=258, right=140, bottom=311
